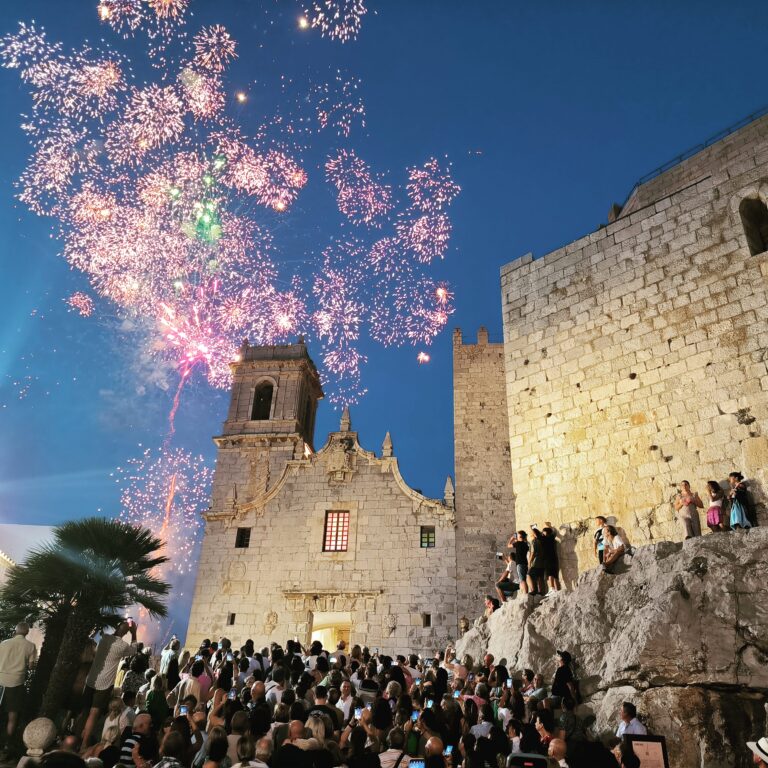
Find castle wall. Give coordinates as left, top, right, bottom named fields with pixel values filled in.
left=453, top=328, right=515, bottom=619
left=186, top=433, right=458, bottom=655
left=501, top=114, right=768, bottom=580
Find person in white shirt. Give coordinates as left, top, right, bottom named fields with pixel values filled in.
left=602, top=526, right=626, bottom=574
left=80, top=620, right=139, bottom=747
left=336, top=680, right=354, bottom=721
left=616, top=701, right=647, bottom=737
left=159, top=639, right=180, bottom=678
left=470, top=704, right=494, bottom=739
left=378, top=727, right=410, bottom=768
left=0, top=623, right=37, bottom=742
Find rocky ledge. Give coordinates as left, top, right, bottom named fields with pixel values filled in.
left=456, top=527, right=768, bottom=768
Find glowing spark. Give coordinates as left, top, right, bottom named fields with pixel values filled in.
left=417, top=351, right=430, bottom=364
left=193, top=25, right=237, bottom=73
left=235, top=91, right=247, bottom=103
left=66, top=291, right=95, bottom=316
left=305, top=0, right=367, bottom=43
left=298, top=16, right=310, bottom=29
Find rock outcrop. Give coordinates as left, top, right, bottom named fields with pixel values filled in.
left=456, top=528, right=768, bottom=768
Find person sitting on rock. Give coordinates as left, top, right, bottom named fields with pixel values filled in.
left=523, top=674, right=548, bottom=712
left=496, top=553, right=517, bottom=604
left=615, top=702, right=647, bottom=737
left=484, top=595, right=500, bottom=618
left=601, top=526, right=626, bottom=574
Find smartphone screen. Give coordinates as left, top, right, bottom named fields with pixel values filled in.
left=426, top=698, right=434, bottom=708
left=354, top=707, right=363, bottom=719
left=410, top=761, right=425, bottom=768
left=414, top=678, right=421, bottom=685
left=179, top=705, right=188, bottom=716
left=506, top=678, right=513, bottom=688
left=452, top=690, right=460, bottom=699
left=411, top=710, right=418, bottom=722
left=227, top=689, right=237, bottom=700
left=444, top=745, right=453, bottom=756
left=226, top=653, right=234, bottom=662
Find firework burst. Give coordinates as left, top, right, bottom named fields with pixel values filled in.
left=116, top=446, right=213, bottom=579
left=305, top=0, right=367, bottom=43
left=0, top=1, right=460, bottom=408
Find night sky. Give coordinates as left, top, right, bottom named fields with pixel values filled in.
left=1, top=1, right=768, bottom=614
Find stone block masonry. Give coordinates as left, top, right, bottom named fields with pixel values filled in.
left=453, top=327, right=515, bottom=621
left=501, top=113, right=768, bottom=579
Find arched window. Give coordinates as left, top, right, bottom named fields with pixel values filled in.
left=740, top=197, right=768, bottom=256
left=251, top=383, right=273, bottom=420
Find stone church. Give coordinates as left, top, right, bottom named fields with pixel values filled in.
left=188, top=110, right=768, bottom=654
left=185, top=336, right=512, bottom=653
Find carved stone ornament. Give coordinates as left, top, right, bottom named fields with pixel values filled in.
left=325, top=436, right=356, bottom=483
left=264, top=610, right=278, bottom=635
left=384, top=613, right=397, bottom=635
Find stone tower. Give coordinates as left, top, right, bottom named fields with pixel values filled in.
left=453, top=327, right=515, bottom=622
left=209, top=339, right=324, bottom=516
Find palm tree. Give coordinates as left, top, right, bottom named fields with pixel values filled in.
left=0, top=517, right=170, bottom=720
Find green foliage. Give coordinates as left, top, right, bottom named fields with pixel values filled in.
left=0, top=517, right=171, bottom=719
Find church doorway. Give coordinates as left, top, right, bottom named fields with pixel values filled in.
left=310, top=611, right=351, bottom=651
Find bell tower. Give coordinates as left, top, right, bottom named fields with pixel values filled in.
left=209, top=337, right=323, bottom=516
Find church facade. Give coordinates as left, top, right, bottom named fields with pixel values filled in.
left=185, top=340, right=463, bottom=654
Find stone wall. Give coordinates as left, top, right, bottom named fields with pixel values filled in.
left=186, top=427, right=458, bottom=655
left=453, top=327, right=516, bottom=620
left=501, top=113, right=768, bottom=575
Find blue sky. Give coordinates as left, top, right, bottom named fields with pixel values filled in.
left=1, top=1, right=767, bottom=535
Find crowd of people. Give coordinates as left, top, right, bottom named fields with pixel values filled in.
left=1, top=622, right=661, bottom=768
left=491, top=473, right=759, bottom=607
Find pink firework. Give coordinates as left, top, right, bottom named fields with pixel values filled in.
left=179, top=69, right=225, bottom=120
left=326, top=149, right=393, bottom=226
left=305, top=0, right=367, bottom=43
left=407, top=158, right=461, bottom=211
left=116, top=446, right=213, bottom=578
left=417, top=351, right=430, bottom=364
left=147, top=0, right=190, bottom=21
left=193, top=25, right=237, bottom=72
left=397, top=211, right=452, bottom=263
left=98, top=1, right=146, bottom=34
left=1, top=5, right=460, bottom=407
left=65, top=291, right=95, bottom=317
left=315, top=74, right=365, bottom=137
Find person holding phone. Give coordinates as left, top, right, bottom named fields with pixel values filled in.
left=80, top=620, right=138, bottom=748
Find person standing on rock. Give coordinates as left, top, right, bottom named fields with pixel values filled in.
left=705, top=480, right=726, bottom=532
left=508, top=531, right=529, bottom=597
left=674, top=481, right=703, bottom=539
left=728, top=472, right=756, bottom=529
left=593, top=516, right=607, bottom=564
left=526, top=526, right=547, bottom=597
left=601, top=527, right=626, bottom=574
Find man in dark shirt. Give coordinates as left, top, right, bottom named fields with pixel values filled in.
left=548, top=651, right=575, bottom=708
left=307, top=685, right=342, bottom=733
left=510, top=530, right=530, bottom=596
